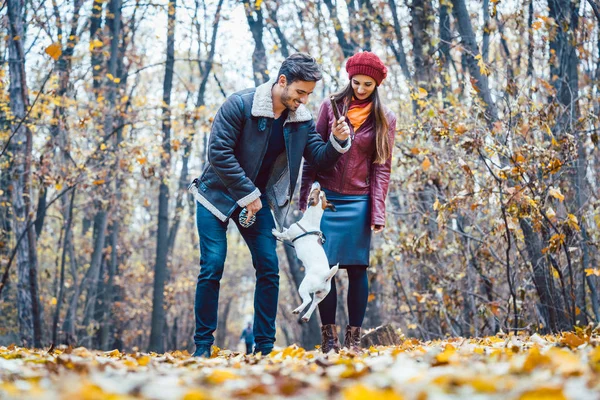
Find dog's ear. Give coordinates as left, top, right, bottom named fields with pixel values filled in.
left=325, top=202, right=336, bottom=212
left=326, top=264, right=339, bottom=282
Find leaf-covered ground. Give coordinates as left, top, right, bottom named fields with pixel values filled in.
left=1, top=331, right=600, bottom=399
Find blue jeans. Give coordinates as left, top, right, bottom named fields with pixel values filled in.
left=194, top=198, right=279, bottom=352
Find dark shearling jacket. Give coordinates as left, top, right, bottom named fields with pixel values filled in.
left=189, top=79, right=351, bottom=228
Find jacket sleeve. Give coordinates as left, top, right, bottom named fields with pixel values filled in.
left=302, top=100, right=351, bottom=173
left=370, top=114, right=396, bottom=226
left=299, top=101, right=331, bottom=210
left=207, top=94, right=261, bottom=207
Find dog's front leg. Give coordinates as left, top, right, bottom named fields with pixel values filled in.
left=292, top=284, right=312, bottom=315
left=271, top=227, right=290, bottom=240
left=301, top=295, right=320, bottom=322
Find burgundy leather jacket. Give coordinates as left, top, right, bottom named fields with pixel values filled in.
left=299, top=99, right=396, bottom=226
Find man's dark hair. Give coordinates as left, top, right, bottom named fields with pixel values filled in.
left=277, top=53, right=323, bottom=84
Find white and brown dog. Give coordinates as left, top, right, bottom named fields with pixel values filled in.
left=272, top=182, right=338, bottom=322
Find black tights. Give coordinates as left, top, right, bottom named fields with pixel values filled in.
left=318, top=265, right=369, bottom=327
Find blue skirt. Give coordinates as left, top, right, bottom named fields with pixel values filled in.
left=320, top=189, right=371, bottom=267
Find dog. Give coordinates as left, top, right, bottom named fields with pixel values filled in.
left=271, top=182, right=338, bottom=322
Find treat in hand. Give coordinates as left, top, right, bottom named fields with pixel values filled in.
left=239, top=208, right=256, bottom=228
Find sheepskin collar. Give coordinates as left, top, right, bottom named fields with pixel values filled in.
left=251, top=79, right=313, bottom=124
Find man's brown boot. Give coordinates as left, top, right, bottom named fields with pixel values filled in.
left=320, top=324, right=340, bottom=354
left=344, top=325, right=362, bottom=352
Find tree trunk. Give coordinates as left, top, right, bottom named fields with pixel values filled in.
left=52, top=189, right=76, bottom=345
left=167, top=0, right=223, bottom=261
left=387, top=0, right=412, bottom=82
left=242, top=0, right=270, bottom=85
left=440, top=3, right=452, bottom=106
left=482, top=0, right=491, bottom=62
left=266, top=0, right=290, bottom=58
left=322, top=0, right=358, bottom=58
left=527, top=0, right=535, bottom=77
left=81, top=209, right=109, bottom=345
left=7, top=0, right=42, bottom=348
left=149, top=0, right=176, bottom=353
left=548, top=0, right=589, bottom=325
left=357, top=0, right=372, bottom=50
left=410, top=0, right=433, bottom=94
left=361, top=324, right=402, bottom=347
left=216, top=297, right=233, bottom=348
left=451, top=0, right=498, bottom=122
left=520, top=219, right=570, bottom=331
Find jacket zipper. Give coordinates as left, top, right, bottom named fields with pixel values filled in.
left=282, top=120, right=292, bottom=199
left=338, top=118, right=360, bottom=192
left=254, top=118, right=273, bottom=180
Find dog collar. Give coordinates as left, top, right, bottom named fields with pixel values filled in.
left=291, top=222, right=326, bottom=245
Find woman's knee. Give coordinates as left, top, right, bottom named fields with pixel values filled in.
left=347, top=266, right=368, bottom=280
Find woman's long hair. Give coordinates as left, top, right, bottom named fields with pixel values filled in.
left=331, top=82, right=391, bottom=164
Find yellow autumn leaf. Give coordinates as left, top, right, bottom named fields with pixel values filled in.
left=566, top=214, right=580, bottom=231
left=183, top=390, right=208, bottom=400
left=93, top=179, right=106, bottom=185
left=55, top=183, right=63, bottom=191
left=50, top=297, right=57, bottom=305
left=433, top=344, right=456, bottom=365
left=45, top=43, right=62, bottom=60
left=589, top=346, right=600, bottom=372
left=342, top=384, right=403, bottom=400
left=475, top=54, right=490, bottom=76
left=469, top=377, right=496, bottom=393
left=89, top=39, right=103, bottom=50
left=548, top=187, right=564, bottom=202
left=106, top=349, right=122, bottom=358
left=206, top=369, right=239, bottom=384
left=560, top=332, right=586, bottom=349
left=532, top=21, right=543, bottom=30
left=255, top=0, right=263, bottom=8
left=422, top=157, right=432, bottom=171
left=418, top=87, right=428, bottom=98
left=137, top=355, right=151, bottom=366
left=585, top=268, right=600, bottom=277
left=519, top=387, right=567, bottom=400
left=100, top=143, right=107, bottom=151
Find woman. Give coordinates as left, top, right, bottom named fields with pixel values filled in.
left=299, top=51, right=396, bottom=353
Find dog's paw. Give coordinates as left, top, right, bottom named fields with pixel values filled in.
left=301, top=316, right=309, bottom=322
left=292, top=309, right=300, bottom=314
left=271, top=228, right=281, bottom=237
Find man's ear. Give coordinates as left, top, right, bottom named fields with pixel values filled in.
left=326, top=202, right=336, bottom=212
left=326, top=264, right=339, bottom=282
left=278, top=74, right=287, bottom=87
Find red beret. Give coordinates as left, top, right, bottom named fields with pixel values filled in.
left=345, top=52, right=388, bottom=86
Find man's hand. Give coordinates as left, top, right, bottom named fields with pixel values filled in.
left=332, top=117, right=350, bottom=141
left=246, top=198, right=262, bottom=219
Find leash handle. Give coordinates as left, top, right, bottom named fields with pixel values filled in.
left=330, top=96, right=342, bottom=123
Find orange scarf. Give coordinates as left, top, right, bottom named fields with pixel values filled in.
left=346, top=99, right=372, bottom=131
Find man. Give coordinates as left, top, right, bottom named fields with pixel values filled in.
left=240, top=322, right=254, bottom=355
left=189, top=53, right=351, bottom=357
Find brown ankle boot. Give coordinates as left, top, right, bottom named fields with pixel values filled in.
left=320, top=324, right=340, bottom=354
left=344, top=325, right=362, bottom=352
